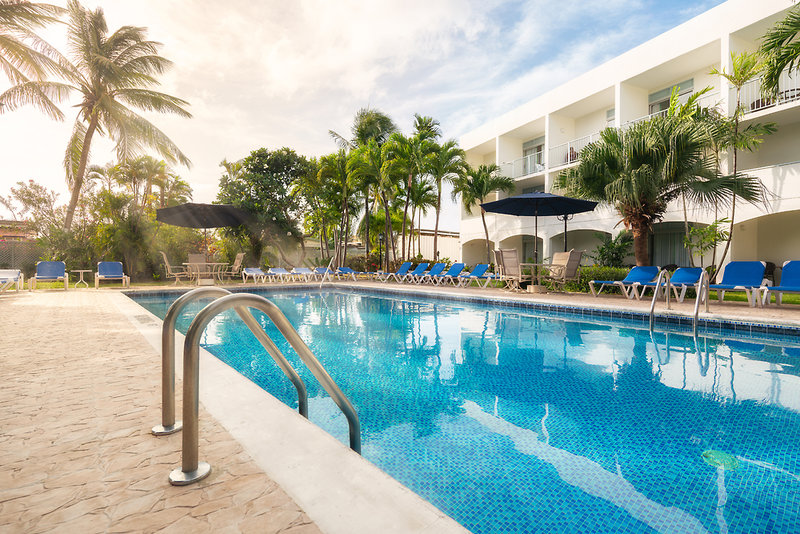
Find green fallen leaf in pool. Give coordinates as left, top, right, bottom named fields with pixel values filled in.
left=702, top=450, right=739, bottom=471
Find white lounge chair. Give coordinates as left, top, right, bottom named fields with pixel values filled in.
left=94, top=261, right=130, bottom=288
left=0, top=269, right=23, bottom=293
left=28, top=261, right=68, bottom=290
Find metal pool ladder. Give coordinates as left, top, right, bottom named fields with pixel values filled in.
left=649, top=269, right=671, bottom=331
left=154, top=287, right=361, bottom=486
left=692, top=270, right=710, bottom=336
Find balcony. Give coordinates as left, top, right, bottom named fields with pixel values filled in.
left=548, top=132, right=601, bottom=169
left=622, top=90, right=721, bottom=128
left=739, top=69, right=800, bottom=114
left=504, top=150, right=545, bottom=179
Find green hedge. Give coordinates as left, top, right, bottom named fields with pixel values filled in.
left=562, top=265, right=631, bottom=293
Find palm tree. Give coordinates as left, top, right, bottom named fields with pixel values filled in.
left=319, top=150, right=353, bottom=267
left=60, top=0, right=192, bottom=230
left=330, top=107, right=397, bottom=258
left=558, top=116, right=766, bottom=266
left=759, top=6, right=800, bottom=95
left=427, top=139, right=465, bottom=259
left=451, top=164, right=514, bottom=264
left=157, top=173, right=191, bottom=207
left=86, top=161, right=122, bottom=192
left=0, top=0, right=69, bottom=120
left=348, top=139, right=398, bottom=270
left=711, top=52, right=777, bottom=267
left=407, top=176, right=437, bottom=257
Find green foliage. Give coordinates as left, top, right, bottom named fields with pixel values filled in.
left=590, top=232, right=633, bottom=267
left=563, top=266, right=630, bottom=293
left=217, top=147, right=311, bottom=264
left=683, top=219, right=729, bottom=267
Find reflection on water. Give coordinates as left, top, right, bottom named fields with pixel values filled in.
left=133, top=289, right=800, bottom=534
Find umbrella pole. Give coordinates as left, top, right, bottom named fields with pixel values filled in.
left=564, top=216, right=568, bottom=252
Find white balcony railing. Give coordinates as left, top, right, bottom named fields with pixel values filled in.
left=504, top=150, right=545, bottom=178
left=548, top=132, right=601, bottom=168
left=739, top=69, right=800, bottom=114
left=622, top=91, right=721, bottom=129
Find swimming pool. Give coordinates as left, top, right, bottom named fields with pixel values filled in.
left=132, top=288, right=800, bottom=534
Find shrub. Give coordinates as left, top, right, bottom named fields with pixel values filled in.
left=590, top=231, right=633, bottom=267
left=562, top=265, right=630, bottom=293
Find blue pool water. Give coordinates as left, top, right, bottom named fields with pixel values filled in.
left=132, top=288, right=800, bottom=534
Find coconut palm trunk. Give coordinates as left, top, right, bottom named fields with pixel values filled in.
left=64, top=114, right=98, bottom=230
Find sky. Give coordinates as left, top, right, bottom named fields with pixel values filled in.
left=0, top=0, right=726, bottom=230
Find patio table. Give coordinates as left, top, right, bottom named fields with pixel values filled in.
left=183, top=262, right=228, bottom=285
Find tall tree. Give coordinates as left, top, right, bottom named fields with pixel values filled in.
left=0, top=0, right=69, bottom=120
left=759, top=5, right=800, bottom=95
left=319, top=150, right=355, bottom=267
left=451, top=163, right=514, bottom=264
left=329, top=107, right=397, bottom=258
left=711, top=52, right=776, bottom=268
left=60, top=0, right=191, bottom=230
left=217, top=147, right=310, bottom=266
left=427, top=139, right=465, bottom=260
left=558, top=116, right=766, bottom=266
left=407, top=176, right=437, bottom=257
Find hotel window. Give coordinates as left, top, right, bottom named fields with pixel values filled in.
left=648, top=79, right=693, bottom=114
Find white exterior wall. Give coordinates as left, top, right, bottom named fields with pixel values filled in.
left=459, top=0, right=800, bottom=269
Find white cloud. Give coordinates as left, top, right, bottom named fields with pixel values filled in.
left=1, top=0, right=724, bottom=231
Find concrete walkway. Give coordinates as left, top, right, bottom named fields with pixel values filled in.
left=0, top=289, right=320, bottom=534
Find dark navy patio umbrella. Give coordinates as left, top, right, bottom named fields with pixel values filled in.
left=156, top=203, right=251, bottom=258
left=156, top=203, right=251, bottom=229
left=481, top=192, right=597, bottom=263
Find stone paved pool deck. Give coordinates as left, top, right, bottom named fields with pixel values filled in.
left=2, top=281, right=798, bottom=533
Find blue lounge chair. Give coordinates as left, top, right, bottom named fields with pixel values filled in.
left=709, top=261, right=765, bottom=307
left=315, top=266, right=336, bottom=283
left=292, top=267, right=318, bottom=281
left=397, top=263, right=429, bottom=283
left=377, top=262, right=412, bottom=283
left=28, top=260, right=68, bottom=290
left=269, top=267, right=295, bottom=282
left=336, top=266, right=369, bottom=281
left=455, top=264, right=494, bottom=288
left=589, top=266, right=660, bottom=299
left=432, top=263, right=466, bottom=285
left=414, top=262, right=447, bottom=284
left=242, top=267, right=266, bottom=283
left=637, top=267, right=703, bottom=302
left=0, top=269, right=23, bottom=293
left=94, top=261, right=130, bottom=288
left=762, top=260, right=800, bottom=306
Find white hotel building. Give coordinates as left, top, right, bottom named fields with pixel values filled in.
left=459, top=0, right=800, bottom=274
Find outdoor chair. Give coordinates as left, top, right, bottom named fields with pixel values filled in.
left=709, top=261, right=766, bottom=307
left=216, top=252, right=245, bottom=282
left=94, top=261, right=130, bottom=289
left=28, top=261, right=68, bottom=290
left=397, top=263, right=429, bottom=283
left=0, top=269, right=23, bottom=293
left=537, top=249, right=583, bottom=291
left=336, top=266, right=366, bottom=281
left=762, top=260, right=800, bottom=306
left=414, top=262, right=446, bottom=284
left=495, top=249, right=533, bottom=290
left=432, top=263, right=466, bottom=285
left=315, top=266, right=336, bottom=283
left=242, top=267, right=267, bottom=283
left=589, top=266, right=660, bottom=299
left=268, top=267, right=295, bottom=282
left=455, top=264, right=495, bottom=288
left=377, top=262, right=412, bottom=282
left=159, top=251, right=190, bottom=285
left=292, top=267, right=318, bottom=281
left=636, top=267, right=703, bottom=302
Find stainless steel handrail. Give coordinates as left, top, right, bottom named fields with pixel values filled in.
left=693, top=270, right=710, bottom=336
left=154, top=287, right=309, bottom=436
left=649, top=269, right=671, bottom=331
left=170, top=293, right=361, bottom=485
